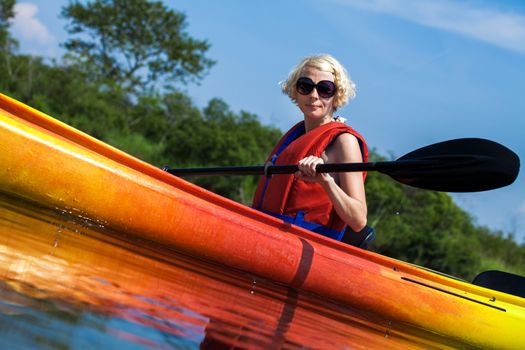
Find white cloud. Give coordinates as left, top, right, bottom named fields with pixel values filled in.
left=335, top=0, right=525, bottom=54
left=11, top=3, right=56, bottom=51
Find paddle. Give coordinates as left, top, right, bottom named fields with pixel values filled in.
left=472, top=270, right=525, bottom=298
left=163, top=138, right=520, bottom=193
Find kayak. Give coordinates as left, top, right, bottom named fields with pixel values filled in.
left=0, top=93, right=524, bottom=349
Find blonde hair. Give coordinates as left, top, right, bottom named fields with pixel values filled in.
left=281, top=54, right=356, bottom=111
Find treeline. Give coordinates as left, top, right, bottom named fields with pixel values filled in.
left=1, top=0, right=523, bottom=280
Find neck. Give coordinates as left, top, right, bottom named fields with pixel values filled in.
left=304, top=114, right=333, bottom=133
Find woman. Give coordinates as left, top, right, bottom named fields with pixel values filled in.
left=252, top=54, right=370, bottom=243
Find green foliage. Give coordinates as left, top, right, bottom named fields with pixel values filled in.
left=163, top=98, right=281, bottom=203
left=0, top=0, right=16, bottom=48
left=1, top=0, right=524, bottom=281
left=0, top=0, right=15, bottom=25
left=61, top=0, right=215, bottom=94
left=106, top=130, right=167, bottom=164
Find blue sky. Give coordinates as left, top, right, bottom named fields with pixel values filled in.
left=8, top=0, right=525, bottom=242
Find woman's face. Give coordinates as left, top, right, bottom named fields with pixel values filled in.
left=295, top=67, right=335, bottom=122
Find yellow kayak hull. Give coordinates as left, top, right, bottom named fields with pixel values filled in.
left=1, top=93, right=524, bottom=349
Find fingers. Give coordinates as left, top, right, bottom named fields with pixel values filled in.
left=296, top=156, right=324, bottom=181
left=298, top=155, right=323, bottom=176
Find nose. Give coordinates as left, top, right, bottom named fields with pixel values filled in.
left=308, top=87, right=319, bottom=99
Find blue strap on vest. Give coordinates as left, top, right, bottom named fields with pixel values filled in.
left=274, top=122, right=306, bottom=159
left=255, top=123, right=306, bottom=210
left=262, top=210, right=346, bottom=241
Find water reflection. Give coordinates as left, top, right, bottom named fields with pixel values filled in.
left=0, top=193, right=464, bottom=349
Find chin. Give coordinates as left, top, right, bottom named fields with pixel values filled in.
left=307, top=113, right=328, bottom=120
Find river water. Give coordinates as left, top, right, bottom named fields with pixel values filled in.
left=0, top=192, right=469, bottom=349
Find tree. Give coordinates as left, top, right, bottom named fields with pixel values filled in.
left=0, top=0, right=15, bottom=47
left=0, top=0, right=50, bottom=103
left=0, top=0, right=18, bottom=84
left=61, top=0, right=215, bottom=94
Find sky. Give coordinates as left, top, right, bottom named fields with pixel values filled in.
left=8, top=0, right=525, bottom=242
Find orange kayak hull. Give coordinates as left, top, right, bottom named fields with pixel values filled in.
left=1, top=93, right=524, bottom=349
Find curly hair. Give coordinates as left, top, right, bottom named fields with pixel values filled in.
left=280, top=54, right=356, bottom=112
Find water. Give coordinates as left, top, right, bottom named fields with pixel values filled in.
left=0, top=192, right=466, bottom=349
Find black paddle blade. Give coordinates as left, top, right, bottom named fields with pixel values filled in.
left=389, top=138, right=520, bottom=192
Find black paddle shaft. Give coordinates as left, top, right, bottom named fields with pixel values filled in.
left=164, top=138, right=520, bottom=193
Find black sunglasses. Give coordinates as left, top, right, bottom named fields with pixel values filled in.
left=296, top=77, right=336, bottom=98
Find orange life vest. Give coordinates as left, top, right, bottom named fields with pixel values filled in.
left=252, top=120, right=368, bottom=239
